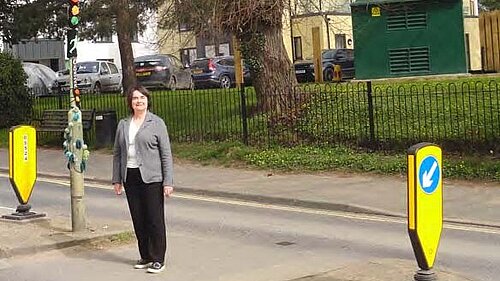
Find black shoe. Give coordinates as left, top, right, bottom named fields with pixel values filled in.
left=147, top=262, right=165, bottom=273
left=134, top=259, right=152, bottom=269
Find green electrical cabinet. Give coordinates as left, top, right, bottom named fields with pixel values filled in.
left=351, top=0, right=467, bottom=79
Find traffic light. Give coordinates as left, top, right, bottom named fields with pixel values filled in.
left=68, top=0, right=80, bottom=28
left=67, top=28, right=78, bottom=58
left=73, top=88, right=81, bottom=106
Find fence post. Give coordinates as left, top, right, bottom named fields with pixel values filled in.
left=58, top=92, right=63, bottom=109
left=239, top=84, right=249, bottom=145
left=367, top=81, right=376, bottom=144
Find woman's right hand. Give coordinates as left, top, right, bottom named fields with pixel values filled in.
left=113, top=183, right=123, bottom=195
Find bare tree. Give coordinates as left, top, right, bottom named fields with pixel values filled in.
left=159, top=0, right=298, bottom=114
left=81, top=0, right=160, bottom=92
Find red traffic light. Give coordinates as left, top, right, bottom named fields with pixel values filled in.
left=73, top=88, right=81, bottom=103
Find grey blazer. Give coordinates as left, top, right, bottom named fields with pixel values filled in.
left=112, top=111, right=174, bottom=187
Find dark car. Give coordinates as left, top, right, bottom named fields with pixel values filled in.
left=294, top=48, right=355, bottom=83
left=134, top=54, right=193, bottom=90
left=190, top=56, right=251, bottom=89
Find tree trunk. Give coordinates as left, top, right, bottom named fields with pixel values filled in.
left=115, top=0, right=136, bottom=94
left=243, top=26, right=298, bottom=115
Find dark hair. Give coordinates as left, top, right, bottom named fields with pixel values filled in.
left=126, top=85, right=151, bottom=113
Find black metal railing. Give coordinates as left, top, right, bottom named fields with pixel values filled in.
left=31, top=80, right=500, bottom=154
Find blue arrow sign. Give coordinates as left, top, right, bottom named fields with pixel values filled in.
left=418, top=156, right=440, bottom=194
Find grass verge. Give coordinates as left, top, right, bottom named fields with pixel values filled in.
left=1, top=130, right=497, bottom=181
left=172, top=142, right=500, bottom=182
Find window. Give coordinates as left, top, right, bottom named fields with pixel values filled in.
left=96, top=34, right=113, bottom=43
left=180, top=48, right=197, bottom=66
left=108, top=63, right=119, bottom=74
left=335, top=34, right=346, bottom=49
left=293, top=36, right=303, bottom=61
left=219, top=58, right=235, bottom=66
left=205, top=45, right=216, bottom=58
left=219, top=43, right=230, bottom=56
left=131, top=30, right=139, bottom=43
left=100, top=62, right=110, bottom=74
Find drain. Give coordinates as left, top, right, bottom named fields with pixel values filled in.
left=275, top=241, right=296, bottom=246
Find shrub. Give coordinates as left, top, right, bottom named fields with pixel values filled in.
left=0, top=52, right=32, bottom=129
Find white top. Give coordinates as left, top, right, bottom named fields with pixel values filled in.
left=126, top=121, right=141, bottom=168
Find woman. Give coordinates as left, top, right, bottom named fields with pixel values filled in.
left=112, top=85, right=174, bottom=274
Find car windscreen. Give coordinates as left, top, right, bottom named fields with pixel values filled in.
left=322, top=50, right=335, bottom=60
left=190, top=59, right=209, bottom=69
left=76, top=62, right=99, bottom=74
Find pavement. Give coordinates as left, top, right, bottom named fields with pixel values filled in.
left=0, top=147, right=498, bottom=280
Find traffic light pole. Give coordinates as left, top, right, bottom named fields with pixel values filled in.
left=67, top=57, right=87, bottom=232
left=65, top=0, right=88, bottom=232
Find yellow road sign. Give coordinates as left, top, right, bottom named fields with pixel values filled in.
left=407, top=142, right=443, bottom=270
left=9, top=125, right=37, bottom=204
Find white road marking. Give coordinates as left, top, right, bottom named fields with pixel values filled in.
left=1, top=173, right=499, bottom=235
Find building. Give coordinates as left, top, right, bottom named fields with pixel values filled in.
left=351, top=0, right=480, bottom=79
left=289, top=0, right=354, bottom=61
left=3, top=39, right=65, bottom=71
left=76, top=22, right=159, bottom=70
left=158, top=0, right=481, bottom=78
left=158, top=0, right=354, bottom=64
left=2, top=14, right=159, bottom=71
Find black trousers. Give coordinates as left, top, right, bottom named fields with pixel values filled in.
left=124, top=168, right=166, bottom=263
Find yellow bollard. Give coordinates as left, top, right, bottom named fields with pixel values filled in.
left=333, top=64, right=342, bottom=82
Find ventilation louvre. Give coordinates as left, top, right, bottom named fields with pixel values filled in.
left=389, top=47, right=430, bottom=74
left=387, top=11, right=427, bottom=30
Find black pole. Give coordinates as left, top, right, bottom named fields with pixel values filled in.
left=240, top=84, right=248, bottom=145
left=367, top=81, right=375, bottom=144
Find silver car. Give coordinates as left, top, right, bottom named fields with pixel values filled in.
left=56, top=61, right=122, bottom=94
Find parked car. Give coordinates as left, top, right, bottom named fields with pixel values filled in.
left=56, top=61, right=122, bottom=94
left=134, top=54, right=193, bottom=90
left=22, top=62, right=58, bottom=96
left=294, top=48, right=355, bottom=83
left=190, top=56, right=251, bottom=89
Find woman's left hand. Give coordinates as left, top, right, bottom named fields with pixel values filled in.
left=163, top=185, right=174, bottom=197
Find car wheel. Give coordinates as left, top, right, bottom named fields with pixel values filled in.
left=169, top=76, right=177, bottom=91
left=324, top=68, right=334, bottom=82
left=93, top=83, right=101, bottom=95
left=220, top=75, right=231, bottom=89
